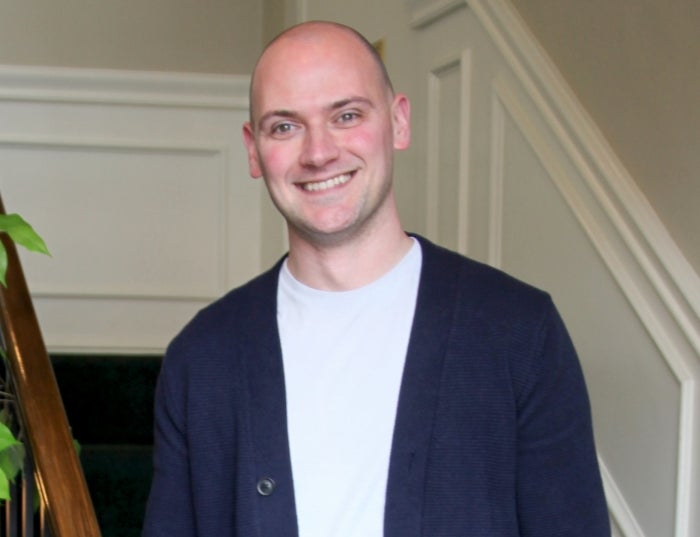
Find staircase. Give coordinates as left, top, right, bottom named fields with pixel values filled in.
left=52, top=354, right=161, bottom=537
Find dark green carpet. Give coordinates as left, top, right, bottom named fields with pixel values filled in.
left=52, top=354, right=161, bottom=537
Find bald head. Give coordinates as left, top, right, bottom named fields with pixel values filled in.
left=248, top=21, right=394, bottom=125
left=240, top=19, right=412, bottom=256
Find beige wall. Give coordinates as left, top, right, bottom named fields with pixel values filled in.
left=262, top=0, right=299, bottom=44
left=0, top=0, right=262, bottom=74
left=510, top=0, right=700, bottom=273
left=1, top=1, right=697, bottom=276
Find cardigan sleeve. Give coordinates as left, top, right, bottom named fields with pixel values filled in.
left=514, top=301, right=610, bottom=536
left=142, top=343, right=196, bottom=537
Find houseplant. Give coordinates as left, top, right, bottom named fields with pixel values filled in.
left=0, top=213, right=50, bottom=499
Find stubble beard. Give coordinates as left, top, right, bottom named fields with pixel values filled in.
left=272, top=171, right=396, bottom=250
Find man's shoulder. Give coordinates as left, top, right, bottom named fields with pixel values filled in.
left=206, top=259, right=283, bottom=316
left=168, top=258, right=284, bottom=352
left=414, top=234, right=550, bottom=308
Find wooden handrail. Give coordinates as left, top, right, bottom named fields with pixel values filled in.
left=0, top=196, right=101, bottom=536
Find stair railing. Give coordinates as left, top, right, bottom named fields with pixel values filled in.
left=0, top=197, right=101, bottom=536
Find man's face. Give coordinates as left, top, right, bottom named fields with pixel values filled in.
left=243, top=25, right=410, bottom=246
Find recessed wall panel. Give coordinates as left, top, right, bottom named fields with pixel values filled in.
left=2, top=143, right=224, bottom=298
left=426, top=53, right=470, bottom=254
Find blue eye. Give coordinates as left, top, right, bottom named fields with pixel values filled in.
left=272, top=122, right=294, bottom=134
left=335, top=111, right=363, bottom=127
left=339, top=112, right=359, bottom=122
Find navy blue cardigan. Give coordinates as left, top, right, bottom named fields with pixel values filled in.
left=143, top=236, right=610, bottom=536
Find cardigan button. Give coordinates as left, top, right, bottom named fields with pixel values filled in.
left=256, top=477, right=276, bottom=496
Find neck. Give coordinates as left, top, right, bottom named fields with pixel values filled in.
left=286, top=222, right=413, bottom=291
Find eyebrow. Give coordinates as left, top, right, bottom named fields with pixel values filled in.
left=329, top=96, right=374, bottom=110
left=257, top=109, right=297, bottom=130
left=256, top=96, right=376, bottom=130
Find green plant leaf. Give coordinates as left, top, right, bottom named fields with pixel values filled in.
left=0, top=214, right=50, bottom=256
left=0, top=471, right=9, bottom=501
left=0, top=422, right=24, bottom=502
left=0, top=422, right=23, bottom=481
left=0, top=422, right=18, bottom=447
left=0, top=244, right=6, bottom=287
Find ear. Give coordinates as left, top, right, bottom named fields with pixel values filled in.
left=242, top=122, right=263, bottom=178
left=391, top=93, right=411, bottom=150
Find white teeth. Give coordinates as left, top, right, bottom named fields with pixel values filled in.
left=301, top=173, right=352, bottom=192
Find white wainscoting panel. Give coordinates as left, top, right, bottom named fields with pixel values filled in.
left=408, top=1, right=699, bottom=536
left=425, top=50, right=471, bottom=254
left=0, top=66, right=261, bottom=354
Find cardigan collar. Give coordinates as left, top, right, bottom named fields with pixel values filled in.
left=242, top=234, right=461, bottom=537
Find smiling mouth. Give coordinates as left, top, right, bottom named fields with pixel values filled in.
left=299, top=172, right=353, bottom=192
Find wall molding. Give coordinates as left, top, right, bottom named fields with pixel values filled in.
left=493, top=71, right=697, bottom=537
left=409, top=0, right=467, bottom=28
left=487, top=90, right=505, bottom=267
left=425, top=50, right=471, bottom=254
left=0, top=65, right=258, bottom=355
left=0, top=136, right=229, bottom=301
left=467, top=1, right=700, bottom=535
left=600, top=458, right=648, bottom=537
left=466, top=0, right=700, bottom=339
left=0, top=64, right=250, bottom=109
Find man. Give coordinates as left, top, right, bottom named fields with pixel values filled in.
left=143, top=21, right=610, bottom=537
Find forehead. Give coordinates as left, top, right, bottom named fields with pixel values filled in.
left=251, top=28, right=387, bottom=119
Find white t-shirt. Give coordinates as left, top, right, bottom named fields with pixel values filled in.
left=277, top=239, right=422, bottom=537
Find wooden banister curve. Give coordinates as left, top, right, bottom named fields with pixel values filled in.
left=0, top=195, right=101, bottom=536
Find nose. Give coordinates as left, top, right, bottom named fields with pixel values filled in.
left=299, top=124, right=339, bottom=168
